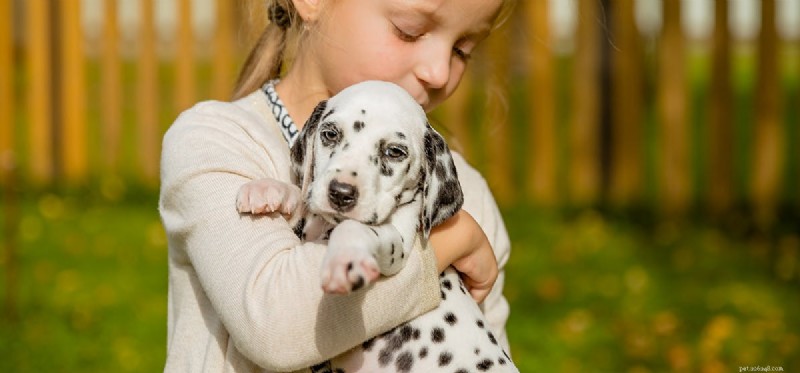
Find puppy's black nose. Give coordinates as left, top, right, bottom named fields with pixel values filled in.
left=328, top=180, right=358, bottom=211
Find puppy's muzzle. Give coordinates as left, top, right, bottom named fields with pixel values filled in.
left=328, top=180, right=358, bottom=212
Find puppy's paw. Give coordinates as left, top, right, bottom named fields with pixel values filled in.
left=236, top=178, right=301, bottom=215
left=320, top=253, right=380, bottom=294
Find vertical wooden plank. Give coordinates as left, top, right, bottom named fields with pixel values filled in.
left=212, top=0, right=235, bottom=100
left=101, top=0, right=122, bottom=173
left=525, top=0, right=558, bottom=206
left=568, top=0, right=601, bottom=206
left=137, top=0, right=159, bottom=184
left=26, top=0, right=53, bottom=184
left=708, top=0, right=733, bottom=215
left=608, top=0, right=644, bottom=207
left=483, top=24, right=513, bottom=206
left=751, top=0, right=783, bottom=227
left=438, top=69, right=474, bottom=162
left=0, top=0, right=13, bottom=176
left=59, top=0, right=88, bottom=184
left=175, top=0, right=195, bottom=111
left=0, top=0, right=19, bottom=321
left=657, top=0, right=690, bottom=216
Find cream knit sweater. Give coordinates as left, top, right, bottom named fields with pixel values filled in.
left=159, top=90, right=511, bottom=372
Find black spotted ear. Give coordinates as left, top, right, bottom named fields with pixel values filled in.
left=420, top=123, right=464, bottom=240
left=290, top=99, right=327, bottom=192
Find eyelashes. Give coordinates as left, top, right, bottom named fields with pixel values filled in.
left=392, top=24, right=472, bottom=61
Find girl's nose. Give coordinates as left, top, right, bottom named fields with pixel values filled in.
left=415, top=44, right=451, bottom=89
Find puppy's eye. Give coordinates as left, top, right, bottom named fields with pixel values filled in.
left=384, top=145, right=408, bottom=160
left=321, top=129, right=340, bottom=143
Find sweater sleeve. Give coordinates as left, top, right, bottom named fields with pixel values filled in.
left=451, top=153, right=512, bottom=353
left=159, top=100, right=441, bottom=371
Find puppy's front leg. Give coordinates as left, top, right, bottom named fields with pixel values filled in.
left=371, top=200, right=422, bottom=276
left=321, top=220, right=385, bottom=294
left=236, top=178, right=301, bottom=216
left=320, top=201, right=421, bottom=294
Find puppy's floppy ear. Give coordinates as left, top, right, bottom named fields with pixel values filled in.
left=419, top=123, right=464, bottom=240
left=290, top=99, right=327, bottom=193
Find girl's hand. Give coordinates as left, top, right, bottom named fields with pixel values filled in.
left=429, top=210, right=499, bottom=303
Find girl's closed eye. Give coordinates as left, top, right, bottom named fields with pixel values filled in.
left=393, top=23, right=422, bottom=42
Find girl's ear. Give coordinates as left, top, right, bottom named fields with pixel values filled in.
left=291, top=0, right=323, bottom=23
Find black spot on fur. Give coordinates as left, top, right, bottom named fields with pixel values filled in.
left=351, top=171, right=357, bottom=177
left=438, top=351, right=453, bottom=366
left=361, top=109, right=366, bottom=115
left=435, top=162, right=447, bottom=180
left=396, top=131, right=406, bottom=139
left=477, top=358, right=495, bottom=371
left=440, top=290, right=446, bottom=300
left=444, top=312, right=457, bottom=325
left=362, top=337, right=376, bottom=351
left=354, top=120, right=365, bottom=132
left=367, top=213, right=379, bottom=225
left=499, top=357, right=507, bottom=365
left=380, top=161, right=393, bottom=177
left=442, top=279, right=452, bottom=290
left=396, top=351, right=414, bottom=372
left=419, top=347, right=428, bottom=359
left=399, top=325, right=413, bottom=341
left=412, top=328, right=420, bottom=340
left=431, top=327, right=445, bottom=343
left=487, top=331, right=498, bottom=345
left=378, top=349, right=392, bottom=366
left=476, top=320, right=485, bottom=328
left=475, top=348, right=481, bottom=355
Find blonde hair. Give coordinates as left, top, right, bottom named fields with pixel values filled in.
left=233, top=0, right=515, bottom=100
left=232, top=0, right=303, bottom=99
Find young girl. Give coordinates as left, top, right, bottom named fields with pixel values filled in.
left=159, top=0, right=512, bottom=371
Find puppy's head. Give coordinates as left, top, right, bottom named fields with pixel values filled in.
left=291, top=81, right=462, bottom=233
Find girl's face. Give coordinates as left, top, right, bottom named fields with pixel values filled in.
left=305, top=0, right=502, bottom=112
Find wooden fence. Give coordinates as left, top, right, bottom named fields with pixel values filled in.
left=1, top=0, right=798, bottom=223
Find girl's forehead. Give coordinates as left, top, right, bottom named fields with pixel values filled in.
left=386, top=0, right=502, bottom=21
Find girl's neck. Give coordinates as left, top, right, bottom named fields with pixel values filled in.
left=274, top=57, right=330, bottom=130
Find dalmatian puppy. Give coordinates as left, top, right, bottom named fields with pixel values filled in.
left=237, top=81, right=517, bottom=372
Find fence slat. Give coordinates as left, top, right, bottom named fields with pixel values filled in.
left=708, top=0, right=734, bottom=215
left=60, top=0, right=88, bottom=183
left=608, top=0, right=644, bottom=207
left=137, top=0, right=159, bottom=184
left=483, top=25, right=513, bottom=205
left=26, top=0, right=53, bottom=184
left=0, top=0, right=12, bottom=174
left=568, top=0, right=601, bottom=206
left=175, top=0, right=195, bottom=112
left=525, top=0, right=558, bottom=206
left=751, top=0, right=783, bottom=226
left=212, top=0, right=235, bottom=100
left=657, top=0, right=690, bottom=216
left=101, top=0, right=122, bottom=173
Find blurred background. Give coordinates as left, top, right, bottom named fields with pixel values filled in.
left=1, top=0, right=799, bottom=371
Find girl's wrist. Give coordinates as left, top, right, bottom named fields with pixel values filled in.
left=429, top=209, right=473, bottom=273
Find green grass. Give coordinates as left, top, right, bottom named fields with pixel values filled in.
left=1, top=194, right=798, bottom=372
